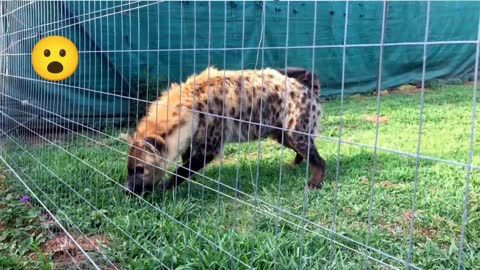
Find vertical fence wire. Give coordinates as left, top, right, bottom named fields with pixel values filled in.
left=219, top=1, right=229, bottom=267
left=328, top=0, right=349, bottom=266
left=298, top=1, right=319, bottom=268
left=274, top=1, right=291, bottom=269
left=183, top=0, right=194, bottom=266
left=457, top=12, right=480, bottom=270
left=406, top=1, right=431, bottom=268
left=364, top=1, right=388, bottom=268
left=250, top=1, right=267, bottom=268
left=232, top=0, right=247, bottom=268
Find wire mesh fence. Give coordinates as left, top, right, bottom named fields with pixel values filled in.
left=0, top=1, right=479, bottom=269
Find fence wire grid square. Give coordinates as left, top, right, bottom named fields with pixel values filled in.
left=0, top=1, right=479, bottom=270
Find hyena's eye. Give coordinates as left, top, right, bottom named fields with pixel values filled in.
left=128, top=167, right=144, bottom=175
left=135, top=167, right=144, bottom=174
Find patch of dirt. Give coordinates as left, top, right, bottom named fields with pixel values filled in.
left=0, top=174, right=5, bottom=191
left=379, top=222, right=401, bottom=236
left=364, top=115, right=389, bottom=124
left=350, top=94, right=365, bottom=101
left=379, top=90, right=393, bottom=97
left=29, top=233, right=112, bottom=267
left=401, top=210, right=418, bottom=222
left=44, top=233, right=111, bottom=254
left=380, top=221, right=437, bottom=240
left=359, top=178, right=401, bottom=189
left=383, top=84, right=430, bottom=96
left=0, top=224, right=5, bottom=231
left=396, top=85, right=425, bottom=95
left=417, top=228, right=437, bottom=239
left=377, top=181, right=399, bottom=188
left=359, top=178, right=369, bottom=184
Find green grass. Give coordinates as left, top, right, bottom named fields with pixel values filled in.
left=0, top=176, right=52, bottom=270
left=1, top=84, right=479, bottom=269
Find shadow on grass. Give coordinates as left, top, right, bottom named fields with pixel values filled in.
left=150, top=147, right=443, bottom=204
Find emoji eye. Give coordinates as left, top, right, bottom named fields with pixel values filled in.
left=44, top=49, right=50, bottom=57
left=59, top=49, right=66, bottom=57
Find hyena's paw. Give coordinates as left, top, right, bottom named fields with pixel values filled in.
left=307, top=168, right=325, bottom=191
left=307, top=182, right=323, bottom=190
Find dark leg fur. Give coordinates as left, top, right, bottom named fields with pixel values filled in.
left=163, top=144, right=220, bottom=190
left=291, top=153, right=304, bottom=166
left=181, top=147, right=191, bottom=162
left=271, top=132, right=304, bottom=166
left=287, top=133, right=326, bottom=189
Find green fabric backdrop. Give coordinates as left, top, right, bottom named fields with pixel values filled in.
left=1, top=1, right=479, bottom=127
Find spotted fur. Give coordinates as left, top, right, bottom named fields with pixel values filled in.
left=125, top=66, right=326, bottom=195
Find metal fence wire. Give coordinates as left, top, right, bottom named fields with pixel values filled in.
left=0, top=1, right=479, bottom=269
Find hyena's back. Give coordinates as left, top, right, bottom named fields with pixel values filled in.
left=188, top=67, right=322, bottom=144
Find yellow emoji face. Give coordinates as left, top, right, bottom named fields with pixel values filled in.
left=31, top=36, right=79, bottom=82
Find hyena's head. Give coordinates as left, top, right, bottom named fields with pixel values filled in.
left=276, top=67, right=321, bottom=96
left=125, top=134, right=168, bottom=195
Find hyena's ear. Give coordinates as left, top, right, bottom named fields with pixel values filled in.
left=144, top=135, right=166, bottom=153
left=301, top=71, right=320, bottom=91
left=128, top=135, right=134, bottom=144
left=300, top=71, right=313, bottom=84
left=118, top=132, right=132, bottom=143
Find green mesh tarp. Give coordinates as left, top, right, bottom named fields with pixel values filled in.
left=1, top=1, right=479, bottom=128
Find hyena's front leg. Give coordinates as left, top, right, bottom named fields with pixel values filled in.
left=181, top=146, right=191, bottom=163
left=287, top=133, right=326, bottom=189
left=271, top=132, right=304, bottom=166
left=163, top=144, right=220, bottom=191
left=290, top=153, right=304, bottom=167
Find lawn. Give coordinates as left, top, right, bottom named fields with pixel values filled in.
left=1, top=83, right=479, bottom=269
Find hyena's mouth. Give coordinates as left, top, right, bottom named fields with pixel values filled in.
left=125, top=177, right=155, bottom=195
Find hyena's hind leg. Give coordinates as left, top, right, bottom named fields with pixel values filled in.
left=287, top=132, right=326, bottom=189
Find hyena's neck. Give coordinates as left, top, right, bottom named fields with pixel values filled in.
left=143, top=82, right=197, bottom=164
left=163, top=119, right=196, bottom=163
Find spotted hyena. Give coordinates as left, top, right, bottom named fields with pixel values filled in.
left=125, top=66, right=325, bottom=195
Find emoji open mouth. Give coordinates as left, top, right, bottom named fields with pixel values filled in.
left=47, top=61, right=64, bottom=74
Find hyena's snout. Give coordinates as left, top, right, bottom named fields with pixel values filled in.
left=125, top=174, right=155, bottom=195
